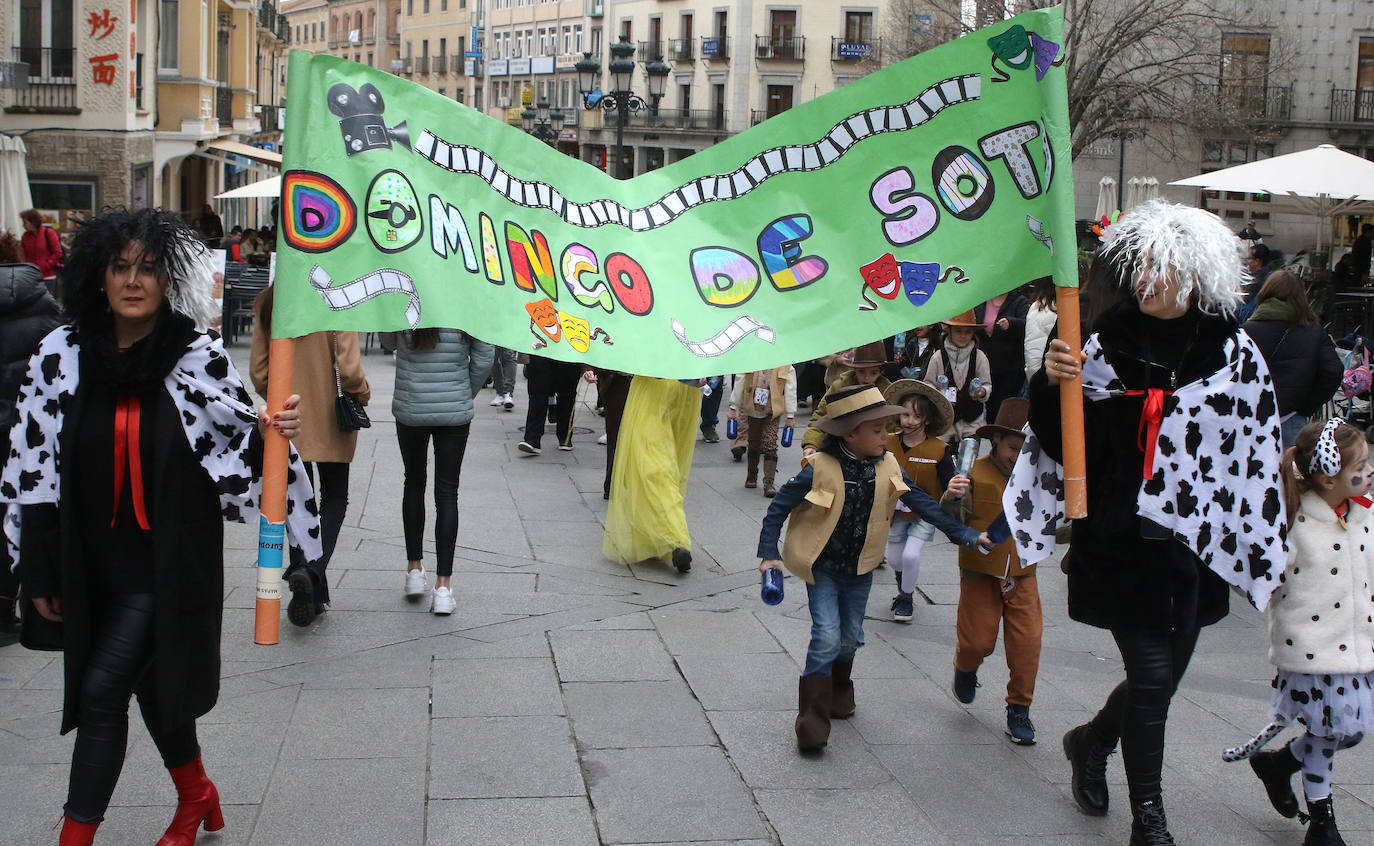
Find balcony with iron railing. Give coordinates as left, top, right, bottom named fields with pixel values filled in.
left=258, top=104, right=281, bottom=132
left=699, top=35, right=728, bottom=60
left=1331, top=88, right=1374, bottom=124
left=601, top=107, right=727, bottom=132
left=831, top=36, right=879, bottom=62
left=415, top=56, right=430, bottom=74
left=5, top=47, right=78, bottom=113
left=638, top=40, right=664, bottom=61
left=667, top=38, right=693, bottom=62
left=433, top=54, right=447, bottom=74
left=1194, top=82, right=1292, bottom=123
left=216, top=84, right=232, bottom=126
left=584, top=0, right=603, bottom=17
left=755, top=35, right=804, bottom=61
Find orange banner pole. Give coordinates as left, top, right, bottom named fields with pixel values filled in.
left=253, top=336, right=295, bottom=645
left=1055, top=286, right=1087, bottom=519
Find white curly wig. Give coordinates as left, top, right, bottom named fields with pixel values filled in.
left=165, top=238, right=223, bottom=331
left=1099, top=199, right=1247, bottom=317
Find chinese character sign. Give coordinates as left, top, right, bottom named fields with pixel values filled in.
left=86, top=5, right=122, bottom=87
left=274, top=8, right=1076, bottom=378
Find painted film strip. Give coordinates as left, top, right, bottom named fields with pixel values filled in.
left=414, top=74, right=981, bottom=233
left=311, top=264, right=422, bottom=327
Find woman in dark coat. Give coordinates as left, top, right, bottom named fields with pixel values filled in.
left=1026, top=202, right=1285, bottom=845
left=975, top=288, right=1030, bottom=421
left=1242, top=270, right=1342, bottom=448
left=0, top=208, right=319, bottom=846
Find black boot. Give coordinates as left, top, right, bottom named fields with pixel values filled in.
left=1302, top=796, right=1347, bottom=846
left=1062, top=723, right=1113, bottom=816
left=1250, top=745, right=1301, bottom=818
left=1128, top=798, right=1176, bottom=846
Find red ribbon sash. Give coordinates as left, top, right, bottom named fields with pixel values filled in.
left=111, top=395, right=150, bottom=530
left=1122, top=388, right=1171, bottom=481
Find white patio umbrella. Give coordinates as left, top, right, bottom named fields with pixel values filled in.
left=1094, top=176, right=1116, bottom=221
left=214, top=175, right=280, bottom=200
left=0, top=133, right=33, bottom=234
left=1171, top=145, right=1374, bottom=259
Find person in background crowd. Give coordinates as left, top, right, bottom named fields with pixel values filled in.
left=922, top=311, right=992, bottom=443
left=800, top=342, right=894, bottom=456
left=19, top=208, right=64, bottom=283
left=488, top=347, right=518, bottom=411
left=1, top=207, right=318, bottom=845
left=1023, top=277, right=1060, bottom=383
left=518, top=355, right=584, bottom=455
left=699, top=375, right=725, bottom=443
left=0, top=230, right=61, bottom=645
left=896, top=324, right=942, bottom=381
left=594, top=368, right=633, bottom=500
left=1242, top=270, right=1342, bottom=449
left=1350, top=222, right=1373, bottom=283
left=195, top=203, right=223, bottom=249
left=224, top=227, right=244, bottom=263
left=975, top=288, right=1029, bottom=422
left=250, top=286, right=371, bottom=627
left=392, top=328, right=493, bottom=615
left=726, top=366, right=796, bottom=497
left=1238, top=219, right=1263, bottom=242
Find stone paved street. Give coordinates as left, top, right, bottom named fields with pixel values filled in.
left=3, top=343, right=1371, bottom=845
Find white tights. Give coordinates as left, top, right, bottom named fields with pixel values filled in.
left=1290, top=732, right=1364, bottom=802
left=886, top=535, right=927, bottom=595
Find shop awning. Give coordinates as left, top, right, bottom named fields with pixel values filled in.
left=200, top=138, right=282, bottom=166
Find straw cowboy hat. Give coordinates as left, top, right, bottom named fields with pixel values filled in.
left=814, top=385, right=909, bottom=436
left=942, top=309, right=981, bottom=328
left=835, top=340, right=898, bottom=367
left=883, top=378, right=954, bottom=438
left=975, top=397, right=1030, bottom=440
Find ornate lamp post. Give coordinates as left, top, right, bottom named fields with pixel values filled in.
left=575, top=36, right=668, bottom=178
left=521, top=99, right=564, bottom=145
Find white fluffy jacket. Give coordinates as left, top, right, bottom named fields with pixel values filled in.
left=1268, top=491, right=1374, bottom=674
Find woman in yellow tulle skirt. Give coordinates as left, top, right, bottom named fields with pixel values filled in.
left=603, top=376, right=702, bottom=572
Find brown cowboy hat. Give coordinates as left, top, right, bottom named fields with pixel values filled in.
left=836, top=340, right=898, bottom=367
left=975, top=397, right=1030, bottom=440
left=883, top=379, right=954, bottom=438
left=815, top=385, right=909, bottom=436
left=942, top=309, right=980, bottom=327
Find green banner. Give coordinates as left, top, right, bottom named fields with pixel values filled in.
left=274, top=7, right=1075, bottom=377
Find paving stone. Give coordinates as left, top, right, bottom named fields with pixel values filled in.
left=755, top=782, right=950, bottom=846
left=429, top=716, right=584, bottom=798
left=563, top=680, right=717, bottom=748
left=583, top=747, right=768, bottom=844
left=431, top=657, right=564, bottom=717
left=252, top=757, right=426, bottom=846
left=650, top=607, right=784, bottom=656
left=427, top=797, right=599, bottom=846
left=280, top=687, right=429, bottom=759
left=676, top=652, right=799, bottom=711
left=550, top=629, right=679, bottom=682
left=709, top=709, right=893, bottom=789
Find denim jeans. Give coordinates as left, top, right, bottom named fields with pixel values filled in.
left=699, top=375, right=724, bottom=428
left=803, top=568, right=873, bottom=677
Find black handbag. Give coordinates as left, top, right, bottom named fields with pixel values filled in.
left=332, top=332, right=371, bottom=433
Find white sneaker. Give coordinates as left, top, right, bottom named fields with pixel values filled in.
left=404, top=567, right=426, bottom=596
left=517, top=441, right=540, bottom=455
left=502, top=393, right=515, bottom=410
left=431, top=586, right=456, bottom=615
left=597, top=433, right=608, bottom=445
left=558, top=443, right=574, bottom=451
left=489, top=394, right=502, bottom=406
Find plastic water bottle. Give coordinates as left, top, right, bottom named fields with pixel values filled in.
left=700, top=382, right=713, bottom=397
left=937, top=375, right=949, bottom=390
left=761, top=568, right=785, bottom=605
left=955, top=437, right=979, bottom=477
left=780, top=425, right=794, bottom=448
left=969, top=377, right=983, bottom=397
left=726, top=417, right=739, bottom=440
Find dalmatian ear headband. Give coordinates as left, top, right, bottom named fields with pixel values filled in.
left=1309, top=418, right=1343, bottom=478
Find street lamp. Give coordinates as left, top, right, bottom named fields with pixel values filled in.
left=522, top=99, right=563, bottom=145
left=575, top=36, right=668, bottom=179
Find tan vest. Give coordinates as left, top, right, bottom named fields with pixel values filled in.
left=738, top=367, right=790, bottom=418
left=957, top=455, right=1031, bottom=579
left=782, top=451, right=908, bottom=584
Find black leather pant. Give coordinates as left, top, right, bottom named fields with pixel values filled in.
left=396, top=422, right=471, bottom=578
left=1085, top=625, right=1201, bottom=805
left=66, top=593, right=199, bottom=823
left=285, top=461, right=348, bottom=604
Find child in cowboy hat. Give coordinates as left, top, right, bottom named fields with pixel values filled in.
left=883, top=379, right=956, bottom=622
left=758, top=385, right=990, bottom=752
left=799, top=340, right=896, bottom=456
left=923, top=310, right=993, bottom=443
left=938, top=397, right=1041, bottom=745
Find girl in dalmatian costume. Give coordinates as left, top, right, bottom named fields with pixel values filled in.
left=0, top=208, right=321, bottom=846
left=1222, top=418, right=1374, bottom=846
left=1018, top=200, right=1287, bottom=846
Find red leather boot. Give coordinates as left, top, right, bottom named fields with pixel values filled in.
left=155, top=755, right=224, bottom=846
left=58, top=814, right=99, bottom=846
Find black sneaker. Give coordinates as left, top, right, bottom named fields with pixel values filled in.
left=286, top=570, right=317, bottom=627
left=952, top=668, right=979, bottom=704
left=1005, top=704, right=1036, bottom=745
left=891, top=593, right=914, bottom=623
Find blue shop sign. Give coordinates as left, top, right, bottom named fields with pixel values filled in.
left=836, top=41, right=872, bottom=59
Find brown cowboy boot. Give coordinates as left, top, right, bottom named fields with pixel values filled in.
left=762, top=454, right=778, bottom=497
left=830, top=660, right=856, bottom=718
left=745, top=449, right=760, bottom=488
left=795, top=675, right=832, bottom=751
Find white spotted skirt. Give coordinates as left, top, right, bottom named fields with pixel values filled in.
left=1271, top=670, right=1374, bottom=740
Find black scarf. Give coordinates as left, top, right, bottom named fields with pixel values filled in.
left=76, top=309, right=197, bottom=395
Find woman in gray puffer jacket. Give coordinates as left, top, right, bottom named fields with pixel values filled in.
left=0, top=240, right=62, bottom=640
left=392, top=328, right=494, bottom=615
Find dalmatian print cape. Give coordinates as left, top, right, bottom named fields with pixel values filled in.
left=1, top=325, right=323, bottom=569
left=1003, top=329, right=1286, bottom=611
